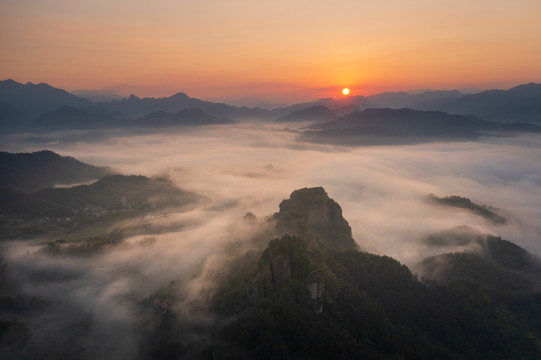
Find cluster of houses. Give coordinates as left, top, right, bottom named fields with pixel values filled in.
left=79, top=196, right=144, bottom=217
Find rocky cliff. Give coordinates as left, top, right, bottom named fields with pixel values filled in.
left=273, top=187, right=357, bottom=251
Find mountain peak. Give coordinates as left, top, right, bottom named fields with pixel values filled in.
left=2, top=79, right=21, bottom=86
left=507, top=82, right=541, bottom=95
left=274, top=187, right=357, bottom=250
left=170, top=92, right=190, bottom=99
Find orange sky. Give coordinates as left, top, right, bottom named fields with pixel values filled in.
left=1, top=0, right=540, bottom=104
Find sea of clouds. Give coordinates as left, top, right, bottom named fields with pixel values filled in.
left=2, top=122, right=540, bottom=358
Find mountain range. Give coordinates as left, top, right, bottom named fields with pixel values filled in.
left=299, top=108, right=540, bottom=145
left=2, top=79, right=540, bottom=133
left=0, top=79, right=91, bottom=128
left=367, top=89, right=464, bottom=110
left=97, top=92, right=269, bottom=119
left=435, top=83, right=541, bottom=123
left=365, top=84, right=541, bottom=124
left=0, top=80, right=268, bottom=131
left=128, top=107, right=233, bottom=128
left=275, top=105, right=336, bottom=122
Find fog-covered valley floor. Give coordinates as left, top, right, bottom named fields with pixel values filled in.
left=3, top=123, right=541, bottom=261
left=2, top=123, right=541, bottom=359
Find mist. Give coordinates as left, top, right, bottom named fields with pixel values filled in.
left=1, top=122, right=541, bottom=358
left=3, top=123, right=540, bottom=256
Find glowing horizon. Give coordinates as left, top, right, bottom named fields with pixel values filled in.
left=1, top=0, right=540, bottom=105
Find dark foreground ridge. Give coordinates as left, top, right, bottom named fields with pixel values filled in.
left=207, top=188, right=541, bottom=360
left=2, top=185, right=541, bottom=359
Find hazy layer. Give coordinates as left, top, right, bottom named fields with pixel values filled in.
left=3, top=123, right=541, bottom=262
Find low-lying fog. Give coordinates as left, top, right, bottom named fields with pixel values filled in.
left=4, top=123, right=540, bottom=260
left=2, top=122, right=541, bottom=358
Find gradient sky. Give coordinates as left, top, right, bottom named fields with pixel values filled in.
left=1, top=0, right=540, bottom=104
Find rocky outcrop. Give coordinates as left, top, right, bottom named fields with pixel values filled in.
left=248, top=274, right=264, bottom=305
left=306, top=269, right=325, bottom=313
left=273, top=187, right=357, bottom=250
left=269, top=255, right=292, bottom=282
left=217, top=188, right=359, bottom=315
left=244, top=236, right=329, bottom=313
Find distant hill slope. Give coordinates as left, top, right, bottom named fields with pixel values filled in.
left=100, top=92, right=270, bottom=119
left=0, top=174, right=199, bottom=221
left=0, top=101, right=24, bottom=131
left=30, top=106, right=128, bottom=130
left=368, top=90, right=464, bottom=110
left=275, top=105, right=336, bottom=122
left=33, top=174, right=198, bottom=212
left=129, top=107, right=233, bottom=127
left=271, top=95, right=375, bottom=118
left=0, top=79, right=92, bottom=127
left=436, top=83, right=541, bottom=123
left=0, top=150, right=112, bottom=191
left=299, top=108, right=540, bottom=145
left=0, top=79, right=271, bottom=131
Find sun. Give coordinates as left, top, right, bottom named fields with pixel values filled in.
left=342, top=87, right=350, bottom=96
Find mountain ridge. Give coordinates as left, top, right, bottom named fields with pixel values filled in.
left=0, top=150, right=113, bottom=191
left=209, top=188, right=541, bottom=359
left=129, top=107, right=234, bottom=127
left=0, top=79, right=92, bottom=127
left=436, top=82, right=541, bottom=123
left=299, top=108, right=541, bottom=145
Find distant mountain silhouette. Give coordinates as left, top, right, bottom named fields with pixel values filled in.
left=275, top=105, right=336, bottom=122
left=129, top=107, right=233, bottom=127
left=299, top=108, right=540, bottom=145
left=0, top=101, right=23, bottom=131
left=30, top=106, right=128, bottom=130
left=0, top=150, right=112, bottom=191
left=368, top=90, right=463, bottom=110
left=436, top=83, right=541, bottom=123
left=3, top=79, right=540, bottom=133
left=0, top=79, right=92, bottom=127
left=272, top=95, right=375, bottom=118
left=317, top=95, right=375, bottom=115
left=100, top=92, right=270, bottom=119
left=0, top=80, right=271, bottom=131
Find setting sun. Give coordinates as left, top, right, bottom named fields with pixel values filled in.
left=342, top=88, right=350, bottom=95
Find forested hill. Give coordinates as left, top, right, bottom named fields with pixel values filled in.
left=206, top=187, right=541, bottom=360
left=2, top=185, right=540, bottom=359
left=0, top=150, right=112, bottom=191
